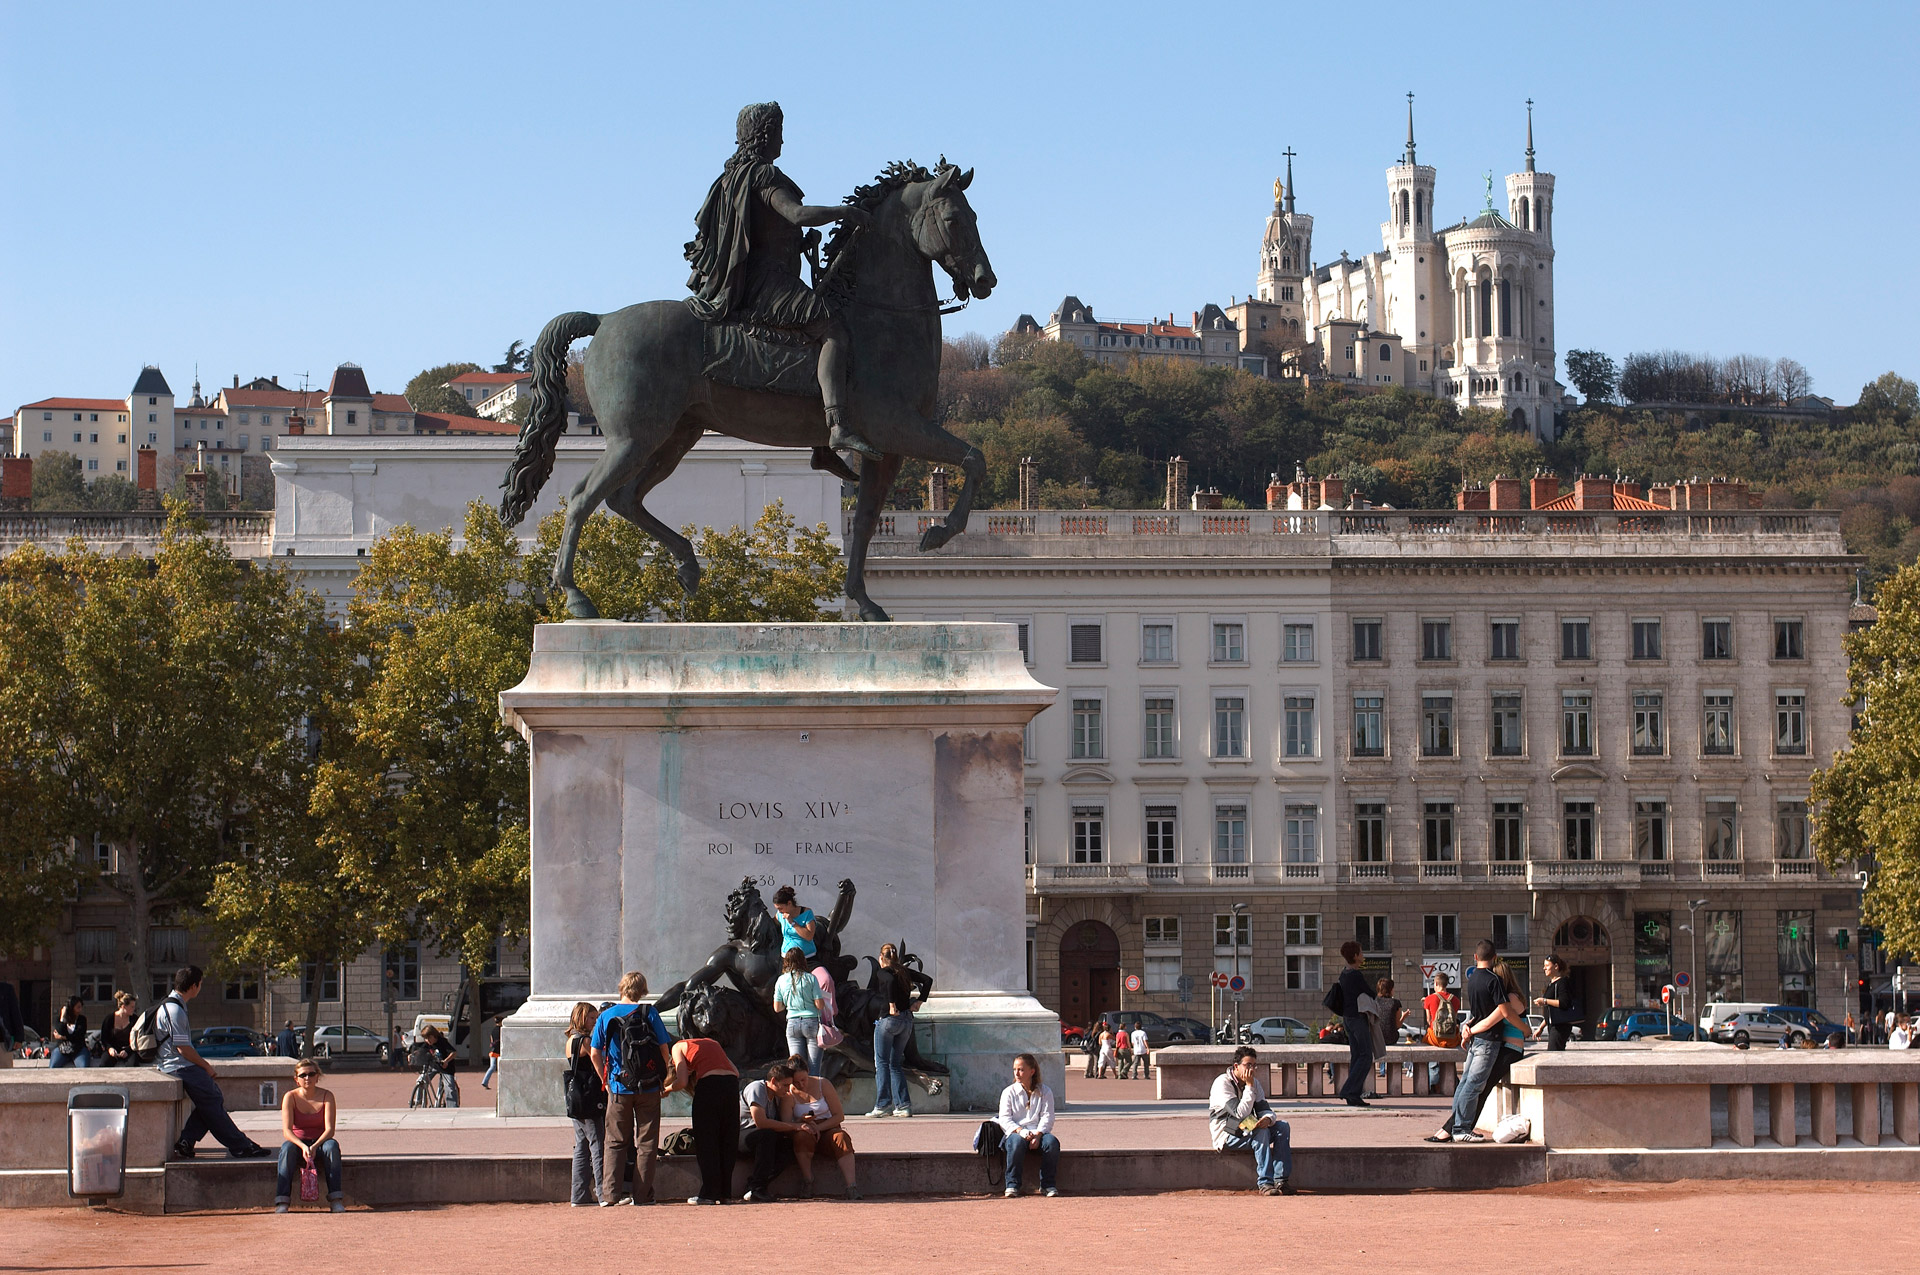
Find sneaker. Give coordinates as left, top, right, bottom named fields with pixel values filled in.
left=864, top=1108, right=891, bottom=1118
left=1455, top=1131, right=1488, bottom=1143
left=1258, top=1183, right=1279, bottom=1195
left=892, top=1107, right=912, bottom=1118
left=1043, top=1187, right=1060, bottom=1198
left=230, top=1143, right=271, bottom=1160
left=330, top=1199, right=345, bottom=1213
left=274, top=1200, right=289, bottom=1214
left=600, top=1197, right=627, bottom=1208
left=1004, top=1187, right=1019, bottom=1198
left=742, top=1189, right=775, bottom=1203
left=686, top=1197, right=704, bottom=1206
left=1279, top=1178, right=1297, bottom=1196
left=844, top=1184, right=861, bottom=1201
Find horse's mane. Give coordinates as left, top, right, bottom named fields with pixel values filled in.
left=821, top=159, right=933, bottom=269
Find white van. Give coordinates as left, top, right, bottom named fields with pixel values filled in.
left=1700, top=1002, right=1769, bottom=1034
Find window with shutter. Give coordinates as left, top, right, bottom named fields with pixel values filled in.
left=1069, top=623, right=1103, bottom=663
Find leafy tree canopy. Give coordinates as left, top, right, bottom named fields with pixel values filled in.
left=404, top=362, right=483, bottom=417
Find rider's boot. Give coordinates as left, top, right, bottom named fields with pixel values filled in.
left=810, top=446, right=861, bottom=482
left=826, top=406, right=881, bottom=460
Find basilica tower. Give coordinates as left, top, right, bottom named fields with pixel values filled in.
left=1504, top=99, right=1556, bottom=380
left=1381, top=93, right=1442, bottom=387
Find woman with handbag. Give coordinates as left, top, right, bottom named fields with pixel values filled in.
left=772, top=947, right=827, bottom=1076
left=274, top=1060, right=343, bottom=1212
left=49, top=997, right=89, bottom=1069
left=1330, top=942, right=1376, bottom=1107
left=562, top=1001, right=606, bottom=1206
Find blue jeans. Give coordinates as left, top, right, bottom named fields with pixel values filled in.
left=786, top=1017, right=824, bottom=1076
left=1218, top=1120, right=1292, bottom=1187
left=570, top=1116, right=604, bottom=1205
left=275, top=1138, right=343, bottom=1201
left=480, top=1056, right=498, bottom=1087
left=1448, top=1035, right=1504, bottom=1136
left=174, top=1065, right=251, bottom=1152
left=872, top=1013, right=911, bottom=1110
left=50, top=1046, right=90, bottom=1068
left=1003, top=1131, right=1060, bottom=1192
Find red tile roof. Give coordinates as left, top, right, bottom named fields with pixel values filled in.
left=413, top=411, right=518, bottom=435
left=20, top=397, right=127, bottom=412
left=371, top=394, right=412, bottom=412
left=450, top=371, right=531, bottom=386
left=221, top=389, right=327, bottom=410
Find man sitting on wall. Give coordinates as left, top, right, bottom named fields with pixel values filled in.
left=1208, top=1046, right=1294, bottom=1195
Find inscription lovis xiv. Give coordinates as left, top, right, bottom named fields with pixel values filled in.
left=710, top=798, right=857, bottom=888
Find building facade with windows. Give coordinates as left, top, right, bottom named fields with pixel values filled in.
left=861, top=495, right=1859, bottom=1034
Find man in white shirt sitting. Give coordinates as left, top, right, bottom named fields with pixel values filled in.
left=1208, top=1046, right=1293, bottom=1195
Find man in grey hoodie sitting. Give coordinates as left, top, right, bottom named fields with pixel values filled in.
left=1208, top=1045, right=1294, bottom=1195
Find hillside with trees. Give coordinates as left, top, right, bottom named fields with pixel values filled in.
left=921, top=333, right=1920, bottom=584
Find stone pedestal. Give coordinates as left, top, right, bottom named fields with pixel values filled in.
left=495, top=622, right=1059, bottom=1115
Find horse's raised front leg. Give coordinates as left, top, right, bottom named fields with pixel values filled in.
left=844, top=452, right=902, bottom=622
left=861, top=414, right=978, bottom=552
left=605, top=418, right=705, bottom=600
left=922, top=439, right=985, bottom=550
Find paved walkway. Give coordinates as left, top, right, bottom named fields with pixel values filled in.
left=13, top=1181, right=1920, bottom=1272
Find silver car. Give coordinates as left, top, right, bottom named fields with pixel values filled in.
left=1245, top=1015, right=1312, bottom=1044
left=1709, top=1010, right=1807, bottom=1047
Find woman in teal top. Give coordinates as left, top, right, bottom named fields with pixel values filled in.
left=772, top=886, right=819, bottom=958
left=773, top=947, right=827, bottom=1074
left=1469, top=960, right=1535, bottom=1132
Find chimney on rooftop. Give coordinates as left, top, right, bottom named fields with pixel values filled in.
left=1320, top=476, right=1345, bottom=509
left=1164, top=456, right=1189, bottom=511
left=1190, top=487, right=1224, bottom=511
left=1265, top=472, right=1287, bottom=510
left=1018, top=456, right=1039, bottom=510
left=135, top=446, right=158, bottom=510
left=1489, top=475, right=1527, bottom=509
left=1457, top=483, right=1490, bottom=510
left=1572, top=474, right=1615, bottom=510
left=1529, top=471, right=1560, bottom=509
left=928, top=466, right=950, bottom=512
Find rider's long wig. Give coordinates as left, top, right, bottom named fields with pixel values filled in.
left=733, top=101, right=782, bottom=163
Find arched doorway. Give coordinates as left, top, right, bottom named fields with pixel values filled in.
left=1551, top=915, right=1613, bottom=1036
left=1058, top=919, right=1120, bottom=1032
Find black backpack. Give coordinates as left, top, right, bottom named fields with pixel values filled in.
left=972, top=1118, right=1004, bottom=1187
left=563, top=1038, right=606, bottom=1120
left=613, top=1008, right=668, bottom=1093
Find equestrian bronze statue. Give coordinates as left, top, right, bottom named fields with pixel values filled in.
left=499, top=101, right=996, bottom=622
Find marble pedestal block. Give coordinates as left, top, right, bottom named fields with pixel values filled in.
left=495, top=622, right=1059, bottom=1115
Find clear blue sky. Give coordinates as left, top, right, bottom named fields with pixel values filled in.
left=3, top=1, right=1914, bottom=415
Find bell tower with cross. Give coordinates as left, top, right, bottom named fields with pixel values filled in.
left=1382, top=92, right=1439, bottom=388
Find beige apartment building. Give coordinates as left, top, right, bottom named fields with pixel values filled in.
left=861, top=480, right=1862, bottom=1036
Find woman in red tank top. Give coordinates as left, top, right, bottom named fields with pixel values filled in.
left=666, top=1038, right=739, bottom=1204
left=275, top=1060, right=344, bottom=1212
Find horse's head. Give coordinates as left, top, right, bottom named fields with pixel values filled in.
left=910, top=162, right=996, bottom=301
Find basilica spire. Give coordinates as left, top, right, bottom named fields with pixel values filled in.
left=1403, top=91, right=1416, bottom=165
left=1283, top=147, right=1297, bottom=214
left=1525, top=98, right=1536, bottom=173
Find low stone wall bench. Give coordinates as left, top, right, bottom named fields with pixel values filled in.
left=1509, top=1044, right=1920, bottom=1151
left=1148, top=1044, right=1464, bottom=1101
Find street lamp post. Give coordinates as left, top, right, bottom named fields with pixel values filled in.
left=1685, top=898, right=1709, bottom=1029
left=1231, top=901, right=1249, bottom=1044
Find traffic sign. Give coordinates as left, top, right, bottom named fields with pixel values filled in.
left=1124, top=974, right=1142, bottom=993
left=1675, top=971, right=1690, bottom=988
left=1661, top=984, right=1673, bottom=1004
left=1228, top=975, right=1247, bottom=993
left=1210, top=971, right=1230, bottom=989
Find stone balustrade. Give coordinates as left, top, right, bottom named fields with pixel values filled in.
left=1509, top=1044, right=1920, bottom=1151
left=1148, top=1043, right=1464, bottom=1101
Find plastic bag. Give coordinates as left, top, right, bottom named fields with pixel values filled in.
left=299, top=1156, right=320, bottom=1201
left=1493, top=1114, right=1532, bottom=1144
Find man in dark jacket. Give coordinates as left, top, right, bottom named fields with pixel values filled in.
left=1334, top=941, right=1376, bottom=1107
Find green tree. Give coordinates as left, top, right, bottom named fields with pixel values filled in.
left=29, top=451, right=86, bottom=510
left=1564, top=349, right=1617, bottom=403
left=208, top=604, right=371, bottom=1057
left=1856, top=372, right=1918, bottom=423
left=495, top=341, right=530, bottom=374
left=0, top=504, right=335, bottom=995
left=1811, top=563, right=1920, bottom=959
left=404, top=362, right=483, bottom=417
left=84, top=474, right=139, bottom=513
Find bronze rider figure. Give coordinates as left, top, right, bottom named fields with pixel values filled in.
left=684, top=101, right=880, bottom=461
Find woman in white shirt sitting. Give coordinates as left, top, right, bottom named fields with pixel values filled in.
left=1891, top=1015, right=1913, bottom=1050
left=996, top=1053, right=1060, bottom=1198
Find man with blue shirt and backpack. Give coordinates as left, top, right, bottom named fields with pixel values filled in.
left=153, top=966, right=270, bottom=1161
left=590, top=970, right=673, bottom=1206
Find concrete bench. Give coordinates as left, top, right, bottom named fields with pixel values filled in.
left=1148, top=1044, right=1463, bottom=1101
left=1509, top=1044, right=1920, bottom=1150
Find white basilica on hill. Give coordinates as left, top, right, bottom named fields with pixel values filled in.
left=1251, top=96, right=1565, bottom=438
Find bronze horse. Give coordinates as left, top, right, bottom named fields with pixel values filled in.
left=499, top=160, right=995, bottom=622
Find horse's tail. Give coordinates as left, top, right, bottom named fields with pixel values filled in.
left=498, top=310, right=599, bottom=526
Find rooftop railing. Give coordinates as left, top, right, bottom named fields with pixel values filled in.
left=0, top=510, right=274, bottom=556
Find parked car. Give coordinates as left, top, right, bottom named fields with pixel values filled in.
left=1709, top=1010, right=1806, bottom=1047
left=190, top=1027, right=270, bottom=1059
left=1161, top=1017, right=1213, bottom=1044
left=1244, top=1015, right=1312, bottom=1045
left=1610, top=1011, right=1696, bottom=1041
left=1092, top=1010, right=1184, bottom=1047
left=1699, top=1002, right=1771, bottom=1035
left=310, top=1024, right=387, bottom=1059
left=1590, top=1008, right=1635, bottom=1041
left=1060, top=1023, right=1086, bottom=1047
left=1763, top=1006, right=1846, bottom=1045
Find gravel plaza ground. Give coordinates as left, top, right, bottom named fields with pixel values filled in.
left=11, top=1059, right=1920, bottom=1272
